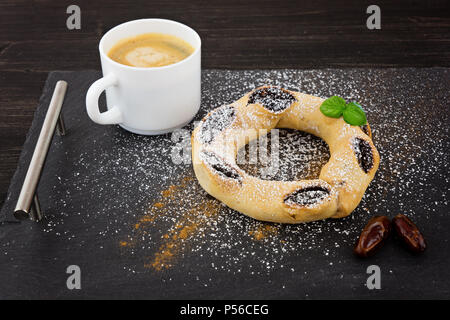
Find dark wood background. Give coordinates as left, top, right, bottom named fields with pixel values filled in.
left=0, top=0, right=449, bottom=207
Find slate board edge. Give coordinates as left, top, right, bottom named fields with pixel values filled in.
left=0, top=71, right=92, bottom=222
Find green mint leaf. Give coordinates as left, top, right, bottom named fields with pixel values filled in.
left=343, top=102, right=367, bottom=126
left=320, top=96, right=346, bottom=118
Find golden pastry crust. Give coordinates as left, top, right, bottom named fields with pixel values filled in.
left=191, top=86, right=380, bottom=223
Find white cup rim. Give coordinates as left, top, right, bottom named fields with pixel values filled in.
left=99, top=18, right=201, bottom=71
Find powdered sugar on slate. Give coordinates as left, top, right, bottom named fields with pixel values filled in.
left=4, top=69, right=447, bottom=285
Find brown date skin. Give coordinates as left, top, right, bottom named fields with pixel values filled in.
left=392, top=214, right=426, bottom=253
left=354, top=216, right=391, bottom=258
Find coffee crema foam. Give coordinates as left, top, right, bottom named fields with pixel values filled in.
left=107, top=33, right=194, bottom=68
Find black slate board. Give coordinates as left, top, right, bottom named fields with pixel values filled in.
left=1, top=69, right=449, bottom=299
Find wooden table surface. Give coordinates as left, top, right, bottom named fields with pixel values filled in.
left=1, top=0, right=449, bottom=207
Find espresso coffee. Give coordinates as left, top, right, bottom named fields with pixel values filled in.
left=107, top=33, right=194, bottom=68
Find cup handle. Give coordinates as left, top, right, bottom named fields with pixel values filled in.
left=86, top=73, right=123, bottom=125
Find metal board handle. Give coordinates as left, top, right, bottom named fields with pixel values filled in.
left=14, top=80, right=68, bottom=221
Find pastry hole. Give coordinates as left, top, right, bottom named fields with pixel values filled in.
left=236, top=129, right=330, bottom=181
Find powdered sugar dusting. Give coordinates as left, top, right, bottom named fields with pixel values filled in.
left=3, top=69, right=448, bottom=288
left=248, top=86, right=297, bottom=113
left=198, top=105, right=236, bottom=144
left=284, top=187, right=330, bottom=206
left=237, top=129, right=330, bottom=181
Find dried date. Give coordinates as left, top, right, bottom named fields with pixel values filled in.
left=392, top=214, right=426, bottom=253
left=354, top=216, right=391, bottom=258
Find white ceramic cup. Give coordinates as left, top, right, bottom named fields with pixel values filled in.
left=86, top=19, right=201, bottom=135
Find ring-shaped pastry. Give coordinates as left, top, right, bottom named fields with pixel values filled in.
left=192, top=86, right=379, bottom=223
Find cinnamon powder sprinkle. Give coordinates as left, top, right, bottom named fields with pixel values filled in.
left=153, top=202, right=164, bottom=208
left=146, top=200, right=221, bottom=271
left=108, top=69, right=448, bottom=277
left=249, top=225, right=279, bottom=241
left=120, top=176, right=223, bottom=271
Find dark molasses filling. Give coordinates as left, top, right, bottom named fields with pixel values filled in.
left=247, top=87, right=296, bottom=113
left=200, top=151, right=242, bottom=182
left=360, top=124, right=370, bottom=137
left=199, top=106, right=236, bottom=144
left=284, top=186, right=330, bottom=206
left=352, top=137, right=374, bottom=173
